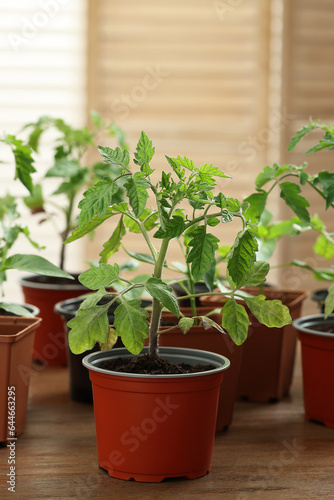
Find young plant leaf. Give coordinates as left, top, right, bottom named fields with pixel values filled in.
left=221, top=300, right=250, bottom=345
left=324, top=283, right=334, bottom=319
left=64, top=208, right=115, bottom=243
left=124, top=251, right=155, bottom=265
left=280, top=182, right=310, bottom=223
left=0, top=302, right=34, bottom=317
left=114, top=300, right=149, bottom=354
left=244, top=295, right=291, bottom=328
left=187, top=226, right=219, bottom=282
left=313, top=234, right=334, bottom=260
left=287, top=121, right=318, bottom=151
left=4, top=254, right=73, bottom=279
left=243, top=261, right=270, bottom=286
left=178, top=317, right=194, bottom=334
left=99, top=217, right=126, bottom=263
left=68, top=304, right=109, bottom=354
left=97, top=145, right=130, bottom=168
left=5, top=136, right=36, bottom=194
left=79, top=263, right=120, bottom=290
left=134, top=131, right=155, bottom=170
left=317, top=172, right=334, bottom=209
left=45, top=159, right=81, bottom=178
left=227, top=229, right=257, bottom=288
left=124, top=173, right=150, bottom=217
left=78, top=178, right=118, bottom=227
left=153, top=215, right=186, bottom=239
left=145, top=277, right=180, bottom=317
left=244, top=192, right=268, bottom=222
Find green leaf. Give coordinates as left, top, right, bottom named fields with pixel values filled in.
left=134, top=131, right=155, bottom=171
left=165, top=155, right=186, bottom=180
left=244, top=192, right=268, bottom=222
left=145, top=277, right=180, bottom=317
left=243, top=261, right=270, bottom=286
left=97, top=145, right=130, bottom=168
left=0, top=302, right=34, bottom=317
left=153, top=215, right=186, bottom=239
left=255, top=165, right=276, bottom=189
left=4, top=254, right=73, bottom=279
left=313, top=234, right=334, bottom=260
left=23, top=183, right=44, bottom=211
left=197, top=164, right=230, bottom=185
left=114, top=300, right=149, bottom=354
left=207, top=217, right=220, bottom=227
left=124, top=173, right=150, bottom=217
left=325, top=283, right=334, bottom=319
left=227, top=229, right=257, bottom=287
left=68, top=303, right=109, bottom=354
left=45, top=159, right=81, bottom=179
left=221, top=209, right=234, bottom=223
left=287, top=121, right=318, bottom=151
left=65, top=208, right=115, bottom=244
left=79, top=263, right=119, bottom=290
left=244, top=295, right=291, bottom=328
left=124, top=251, right=155, bottom=265
left=178, top=317, right=194, bottom=334
left=8, top=137, right=36, bottom=194
left=78, top=178, right=118, bottom=227
left=318, top=172, right=334, bottom=209
left=280, top=182, right=310, bottom=222
left=100, top=327, right=118, bottom=351
left=187, top=226, right=219, bottom=282
left=99, top=217, right=126, bottom=263
left=124, top=209, right=159, bottom=233
left=221, top=300, right=250, bottom=345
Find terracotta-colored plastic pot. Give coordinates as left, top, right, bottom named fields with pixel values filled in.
left=201, top=288, right=308, bottom=402
left=20, top=275, right=86, bottom=366
left=0, top=316, right=42, bottom=443
left=293, top=314, right=334, bottom=427
left=156, top=310, right=242, bottom=431
left=83, top=346, right=230, bottom=482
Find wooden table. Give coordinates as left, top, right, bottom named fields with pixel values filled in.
left=1, top=346, right=334, bottom=500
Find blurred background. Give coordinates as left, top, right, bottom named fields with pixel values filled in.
left=1, top=0, right=333, bottom=309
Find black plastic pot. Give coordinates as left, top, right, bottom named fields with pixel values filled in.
left=310, top=289, right=328, bottom=313
left=55, top=297, right=151, bottom=404
left=172, top=281, right=210, bottom=307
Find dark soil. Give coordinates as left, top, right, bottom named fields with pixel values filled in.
left=312, top=323, right=334, bottom=334
left=99, top=353, right=215, bottom=375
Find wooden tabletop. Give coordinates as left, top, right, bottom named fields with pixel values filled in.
left=1, top=345, right=334, bottom=500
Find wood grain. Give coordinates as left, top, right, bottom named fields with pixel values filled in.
left=1, top=345, right=334, bottom=499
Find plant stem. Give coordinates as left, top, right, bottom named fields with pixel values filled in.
left=148, top=238, right=170, bottom=357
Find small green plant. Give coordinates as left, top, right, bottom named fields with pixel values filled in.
left=21, top=111, right=127, bottom=270
left=65, top=132, right=291, bottom=359
left=244, top=119, right=334, bottom=317
left=0, top=136, right=73, bottom=316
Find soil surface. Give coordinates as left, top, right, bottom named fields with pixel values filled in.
left=99, top=353, right=215, bottom=375
left=312, top=323, right=334, bottom=334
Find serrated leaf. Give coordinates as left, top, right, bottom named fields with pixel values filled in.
left=68, top=303, right=109, bottom=354
left=318, top=172, right=334, bottom=209
left=221, top=209, right=234, bottom=223
left=79, top=263, right=119, bottom=290
left=244, top=192, right=268, bottom=222
left=45, top=159, right=81, bottom=179
left=313, top=234, right=334, bottom=260
left=227, top=229, right=257, bottom=287
left=78, top=178, right=118, bottom=227
left=134, top=131, right=155, bottom=170
left=0, top=302, right=34, bottom=317
left=325, top=283, right=334, bottom=319
left=65, top=208, right=115, bottom=244
left=9, top=138, right=36, bottom=194
left=153, top=215, right=186, bottom=239
left=187, top=226, right=219, bottom=282
left=114, top=300, right=149, bottom=354
left=97, top=145, right=130, bottom=168
left=243, top=261, right=270, bottom=286
left=124, top=251, right=155, bottom=265
left=255, top=165, right=276, bottom=189
left=165, top=155, right=185, bottom=180
left=280, top=182, right=310, bottom=222
left=227, top=198, right=241, bottom=212
left=124, top=173, right=150, bottom=217
left=203, top=260, right=216, bottom=292
left=287, top=121, right=318, bottom=151
left=4, top=254, right=73, bottom=279
left=145, top=277, right=180, bottom=317
left=99, top=217, right=126, bottom=263
left=221, top=300, right=250, bottom=345
left=244, top=295, right=291, bottom=328
left=197, top=164, right=230, bottom=185
left=178, top=317, right=194, bottom=334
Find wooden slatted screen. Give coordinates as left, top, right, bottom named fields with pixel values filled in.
left=279, top=0, right=334, bottom=297
left=85, top=0, right=273, bottom=278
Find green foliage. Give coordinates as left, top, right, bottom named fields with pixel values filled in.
left=243, top=295, right=292, bottom=328
left=66, top=131, right=291, bottom=356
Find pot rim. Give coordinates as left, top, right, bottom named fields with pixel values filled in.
left=82, top=346, right=230, bottom=379
left=20, top=274, right=86, bottom=291
left=293, top=314, right=334, bottom=338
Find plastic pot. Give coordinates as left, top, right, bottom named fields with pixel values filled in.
left=293, top=314, right=334, bottom=427
left=156, top=310, right=242, bottom=431
left=310, top=289, right=328, bottom=313
left=20, top=275, right=87, bottom=366
left=83, top=346, right=230, bottom=482
left=0, top=316, right=42, bottom=443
